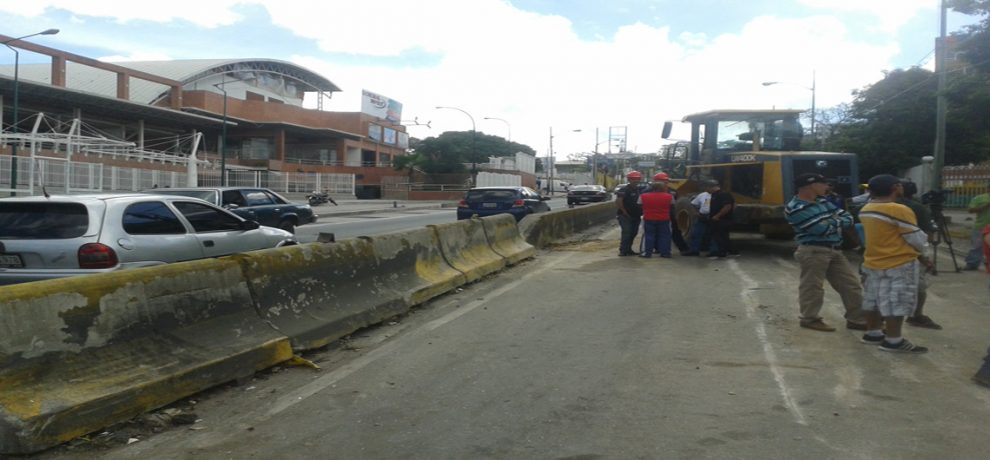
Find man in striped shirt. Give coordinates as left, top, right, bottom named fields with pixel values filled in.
left=784, top=173, right=867, bottom=332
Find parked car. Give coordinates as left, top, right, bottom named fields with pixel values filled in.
left=456, top=186, right=551, bottom=221
left=0, top=193, right=297, bottom=286
left=144, top=187, right=316, bottom=233
left=567, top=184, right=611, bottom=206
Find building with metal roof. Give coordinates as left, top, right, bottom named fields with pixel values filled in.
left=1, top=34, right=408, bottom=196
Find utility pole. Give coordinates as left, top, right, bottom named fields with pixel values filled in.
left=933, top=0, right=948, bottom=192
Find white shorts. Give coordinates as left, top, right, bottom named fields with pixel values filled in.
left=861, top=260, right=919, bottom=317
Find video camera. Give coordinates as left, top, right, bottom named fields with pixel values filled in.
left=921, top=189, right=952, bottom=208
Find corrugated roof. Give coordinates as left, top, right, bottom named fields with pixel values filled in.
left=0, top=58, right=341, bottom=105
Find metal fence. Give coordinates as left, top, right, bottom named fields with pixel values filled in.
left=0, top=156, right=355, bottom=197
left=943, top=164, right=990, bottom=208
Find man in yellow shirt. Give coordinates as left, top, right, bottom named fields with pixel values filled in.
left=858, top=174, right=932, bottom=354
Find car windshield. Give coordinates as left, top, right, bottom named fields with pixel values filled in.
left=466, top=190, right=517, bottom=201
left=0, top=202, right=89, bottom=239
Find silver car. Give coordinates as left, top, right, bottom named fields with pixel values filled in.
left=0, top=193, right=297, bottom=286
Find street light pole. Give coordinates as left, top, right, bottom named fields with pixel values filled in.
left=3, top=28, right=59, bottom=196
left=761, top=72, right=817, bottom=141
left=214, top=76, right=228, bottom=186
left=482, top=116, right=511, bottom=141
left=436, top=106, right=477, bottom=187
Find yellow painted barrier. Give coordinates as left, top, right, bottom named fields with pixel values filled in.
left=233, top=239, right=410, bottom=351
left=519, top=201, right=617, bottom=248
left=481, top=213, right=536, bottom=265
left=430, top=218, right=507, bottom=283
left=0, top=259, right=292, bottom=455
left=367, top=227, right=467, bottom=306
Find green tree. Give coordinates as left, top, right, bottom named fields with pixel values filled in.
left=828, top=68, right=937, bottom=178
left=395, top=131, right=536, bottom=175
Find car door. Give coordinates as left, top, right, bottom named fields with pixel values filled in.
left=116, top=200, right=205, bottom=266
left=241, top=189, right=283, bottom=227
left=171, top=200, right=271, bottom=257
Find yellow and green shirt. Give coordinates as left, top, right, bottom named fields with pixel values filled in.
left=859, top=201, right=927, bottom=270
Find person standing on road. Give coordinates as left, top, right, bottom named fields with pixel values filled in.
left=616, top=171, right=647, bottom=256
left=973, top=227, right=990, bottom=387
left=857, top=174, right=931, bottom=353
left=686, top=181, right=717, bottom=256
left=637, top=173, right=675, bottom=258
left=706, top=180, right=738, bottom=259
left=965, top=183, right=990, bottom=270
left=897, top=180, right=942, bottom=330
left=784, top=173, right=867, bottom=332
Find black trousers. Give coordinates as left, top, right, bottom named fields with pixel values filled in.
left=709, top=219, right=736, bottom=256
left=617, top=214, right=641, bottom=255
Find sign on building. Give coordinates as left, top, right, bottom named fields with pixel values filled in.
left=361, top=89, right=403, bottom=123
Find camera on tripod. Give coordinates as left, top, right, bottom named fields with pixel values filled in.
left=921, top=189, right=953, bottom=210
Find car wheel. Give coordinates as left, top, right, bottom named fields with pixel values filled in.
left=279, top=219, right=297, bottom=234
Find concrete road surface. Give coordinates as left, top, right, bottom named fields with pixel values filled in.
left=45, top=226, right=990, bottom=459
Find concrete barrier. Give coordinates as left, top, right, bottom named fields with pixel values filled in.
left=481, top=213, right=536, bottom=265
left=519, top=201, right=616, bottom=248
left=233, top=239, right=410, bottom=351
left=0, top=259, right=291, bottom=455
left=367, top=227, right=467, bottom=306
left=430, top=218, right=507, bottom=283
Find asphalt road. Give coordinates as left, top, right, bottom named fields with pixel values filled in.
left=42, top=226, right=990, bottom=459
left=294, top=196, right=572, bottom=243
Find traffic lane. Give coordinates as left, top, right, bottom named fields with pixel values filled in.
left=61, top=231, right=990, bottom=459
left=294, top=209, right=457, bottom=242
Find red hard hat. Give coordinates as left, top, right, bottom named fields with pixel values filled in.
left=626, top=171, right=643, bottom=180
left=653, top=172, right=670, bottom=181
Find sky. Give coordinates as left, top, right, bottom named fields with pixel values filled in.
left=0, top=0, right=981, bottom=160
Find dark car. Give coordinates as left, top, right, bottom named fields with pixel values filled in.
left=456, top=186, right=551, bottom=221
left=567, top=184, right=611, bottom=206
left=145, top=187, right=317, bottom=233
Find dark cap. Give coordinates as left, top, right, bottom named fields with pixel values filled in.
left=794, top=173, right=828, bottom=189
left=868, top=174, right=902, bottom=196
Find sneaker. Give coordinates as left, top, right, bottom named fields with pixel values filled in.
left=906, top=315, right=943, bottom=330
left=878, top=339, right=928, bottom=354
left=639, top=254, right=652, bottom=258
left=845, top=321, right=868, bottom=331
left=965, top=265, right=980, bottom=271
left=800, top=319, right=836, bottom=332
left=860, top=333, right=885, bottom=344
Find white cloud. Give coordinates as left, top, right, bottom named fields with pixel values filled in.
left=0, top=0, right=245, bottom=27
left=799, top=0, right=935, bottom=34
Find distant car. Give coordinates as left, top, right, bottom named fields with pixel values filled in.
left=456, top=186, right=551, bottom=221
left=144, top=187, right=316, bottom=233
left=0, top=193, right=297, bottom=286
left=567, top=184, right=611, bottom=206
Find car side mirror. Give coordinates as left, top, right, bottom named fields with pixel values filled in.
left=225, top=203, right=240, bottom=210
left=661, top=121, right=672, bottom=139
left=240, top=220, right=261, bottom=230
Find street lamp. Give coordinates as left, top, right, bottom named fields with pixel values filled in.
left=548, top=127, right=581, bottom=194
left=762, top=70, right=816, bottom=139
left=3, top=28, right=59, bottom=195
left=436, top=106, right=477, bottom=186
left=214, top=76, right=228, bottom=186
left=482, top=116, right=511, bottom=141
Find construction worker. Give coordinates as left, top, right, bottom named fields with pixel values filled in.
left=637, top=172, right=675, bottom=258
left=616, top=171, right=648, bottom=256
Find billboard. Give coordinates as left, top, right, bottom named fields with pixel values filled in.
left=361, top=89, right=403, bottom=123
left=368, top=124, right=382, bottom=142
left=397, top=132, right=409, bottom=149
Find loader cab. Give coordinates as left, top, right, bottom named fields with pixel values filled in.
left=662, top=109, right=805, bottom=168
